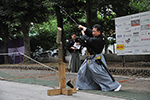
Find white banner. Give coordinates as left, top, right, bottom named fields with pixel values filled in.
left=115, top=11, right=150, bottom=55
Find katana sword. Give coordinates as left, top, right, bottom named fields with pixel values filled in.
left=56, top=4, right=79, bottom=26
left=95, top=59, right=115, bottom=82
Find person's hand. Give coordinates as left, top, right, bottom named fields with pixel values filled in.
left=76, top=42, right=80, bottom=45
left=81, top=30, right=85, bottom=35
left=70, top=47, right=76, bottom=50
left=78, top=25, right=84, bottom=29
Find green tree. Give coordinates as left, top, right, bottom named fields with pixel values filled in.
left=129, top=0, right=150, bottom=12
left=29, top=15, right=80, bottom=53
left=30, top=16, right=58, bottom=52
left=0, top=0, right=51, bottom=63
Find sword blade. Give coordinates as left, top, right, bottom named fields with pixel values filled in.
left=57, top=4, right=79, bottom=26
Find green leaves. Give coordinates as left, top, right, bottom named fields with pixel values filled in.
left=129, top=0, right=150, bottom=12
left=1, top=0, right=149, bottom=53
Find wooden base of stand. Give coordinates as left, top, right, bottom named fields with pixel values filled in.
left=47, top=87, right=77, bottom=96
left=47, top=62, right=77, bottom=96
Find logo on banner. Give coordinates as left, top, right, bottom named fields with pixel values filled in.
left=125, top=38, right=131, bottom=43
left=134, top=50, right=139, bottom=52
left=115, top=24, right=122, bottom=28
left=140, top=19, right=149, bottom=24
left=125, top=51, right=132, bottom=53
left=143, top=49, right=150, bottom=53
left=141, top=24, right=150, bottom=30
left=133, top=38, right=140, bottom=42
left=125, top=27, right=130, bottom=30
left=133, top=32, right=140, bottom=37
left=117, top=40, right=124, bottom=43
left=132, top=45, right=141, bottom=47
left=141, top=31, right=148, bottom=35
left=126, top=34, right=132, bottom=37
left=132, top=27, right=140, bottom=31
left=117, top=35, right=122, bottom=38
left=141, top=38, right=150, bottom=41
left=131, top=15, right=139, bottom=19
left=125, top=45, right=132, bottom=48
left=117, top=44, right=124, bottom=50
left=131, top=19, right=140, bottom=26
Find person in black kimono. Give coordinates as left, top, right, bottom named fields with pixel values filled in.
left=67, top=33, right=81, bottom=72
left=76, top=24, right=121, bottom=91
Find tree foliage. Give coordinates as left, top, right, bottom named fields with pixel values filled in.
left=0, top=0, right=149, bottom=63
left=30, top=16, right=58, bottom=52
left=129, top=0, right=150, bottom=12
left=0, top=0, right=52, bottom=63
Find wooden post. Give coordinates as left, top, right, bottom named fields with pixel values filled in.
left=58, top=62, right=66, bottom=89
left=47, top=27, right=77, bottom=96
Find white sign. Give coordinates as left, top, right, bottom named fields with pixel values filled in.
left=115, top=11, right=150, bottom=55
left=73, top=42, right=81, bottom=50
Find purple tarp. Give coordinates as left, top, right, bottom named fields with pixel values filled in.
left=8, top=38, right=24, bottom=64
left=0, top=38, right=25, bottom=64
left=0, top=41, right=4, bottom=64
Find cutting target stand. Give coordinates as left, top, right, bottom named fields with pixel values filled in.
left=47, top=27, right=77, bottom=96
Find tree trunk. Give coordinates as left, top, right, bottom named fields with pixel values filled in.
left=91, top=9, right=98, bottom=26
left=22, top=22, right=31, bottom=63
left=86, top=0, right=92, bottom=28
left=2, top=25, right=9, bottom=64
left=3, top=32, right=9, bottom=64
left=86, top=0, right=98, bottom=28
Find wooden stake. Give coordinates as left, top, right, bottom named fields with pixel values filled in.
left=47, top=27, right=77, bottom=96
left=47, top=62, right=77, bottom=96
left=58, top=62, right=66, bottom=89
